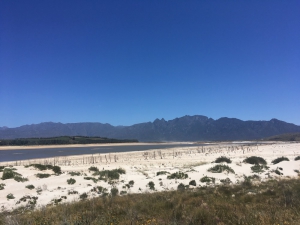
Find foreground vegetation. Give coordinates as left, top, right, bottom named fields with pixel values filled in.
left=1, top=178, right=300, bottom=224
left=0, top=136, right=138, bottom=146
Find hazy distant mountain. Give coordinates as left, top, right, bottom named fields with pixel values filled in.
left=1, top=115, right=300, bottom=141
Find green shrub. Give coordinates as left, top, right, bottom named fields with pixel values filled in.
left=14, top=176, right=28, bottom=182
left=36, top=173, right=51, bottom=178
left=200, top=176, right=215, bottom=183
left=120, top=191, right=127, bottom=195
left=243, top=156, right=267, bottom=165
left=97, top=168, right=126, bottom=180
left=272, top=157, right=289, bottom=164
left=215, top=156, right=232, bottom=163
left=7, top=193, right=15, bottom=200
left=52, top=166, right=62, bottom=174
left=96, top=186, right=104, bottom=193
left=88, top=166, right=99, bottom=172
left=220, top=178, right=232, bottom=185
left=69, top=171, right=81, bottom=176
left=2, top=168, right=15, bottom=180
left=129, top=180, right=134, bottom=187
left=177, top=183, right=186, bottom=191
left=28, top=164, right=48, bottom=170
left=68, top=190, right=78, bottom=195
left=189, top=180, right=196, bottom=186
left=295, top=156, right=300, bottom=161
left=111, top=187, right=119, bottom=197
left=67, top=178, right=76, bottom=185
left=0, top=166, right=4, bottom=172
left=251, top=165, right=269, bottom=173
left=167, top=172, right=188, bottom=179
left=0, top=183, right=6, bottom=190
left=242, top=175, right=253, bottom=187
left=147, top=181, right=155, bottom=190
left=274, top=169, right=283, bottom=175
left=25, top=184, right=35, bottom=190
left=208, top=164, right=235, bottom=174
left=156, top=171, right=169, bottom=176
left=80, top=192, right=88, bottom=200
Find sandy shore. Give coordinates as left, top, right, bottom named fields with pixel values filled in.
left=0, top=142, right=299, bottom=212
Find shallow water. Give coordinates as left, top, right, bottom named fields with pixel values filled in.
left=0, top=143, right=207, bottom=162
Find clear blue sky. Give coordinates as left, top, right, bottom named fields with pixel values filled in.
left=1, top=1, right=299, bottom=128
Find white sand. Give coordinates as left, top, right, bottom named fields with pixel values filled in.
left=0, top=142, right=299, bottom=212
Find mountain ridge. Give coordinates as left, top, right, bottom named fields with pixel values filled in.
left=1, top=115, right=300, bottom=141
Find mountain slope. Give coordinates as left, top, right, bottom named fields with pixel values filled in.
left=1, top=115, right=300, bottom=141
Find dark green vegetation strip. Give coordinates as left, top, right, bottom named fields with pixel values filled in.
left=1, top=178, right=300, bottom=224
left=0, top=136, right=138, bottom=146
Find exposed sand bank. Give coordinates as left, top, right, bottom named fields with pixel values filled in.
left=0, top=142, right=299, bottom=212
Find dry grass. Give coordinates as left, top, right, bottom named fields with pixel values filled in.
left=1, top=178, right=300, bottom=224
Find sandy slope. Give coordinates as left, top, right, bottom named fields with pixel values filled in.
left=0, top=142, right=299, bottom=211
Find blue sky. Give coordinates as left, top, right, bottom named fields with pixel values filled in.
left=1, top=1, right=299, bottom=127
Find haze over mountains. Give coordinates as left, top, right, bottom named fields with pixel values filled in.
left=1, top=115, right=300, bottom=142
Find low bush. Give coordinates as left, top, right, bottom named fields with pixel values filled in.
left=80, top=192, right=88, bottom=200
left=189, top=180, right=196, bottom=186
left=69, top=171, right=81, bottom=176
left=88, top=166, right=99, bottom=172
left=1, top=168, right=15, bottom=180
left=274, top=169, right=283, bottom=175
left=251, top=165, right=269, bottom=173
left=156, top=171, right=169, bottom=176
left=295, top=156, right=300, bottom=161
left=25, top=184, right=35, bottom=190
left=200, top=176, right=215, bottom=184
left=16, top=195, right=38, bottom=208
left=177, top=183, right=186, bottom=191
left=67, top=178, right=76, bottom=185
left=68, top=190, right=78, bottom=195
left=220, top=178, right=231, bottom=185
left=129, top=180, right=134, bottom=187
left=52, top=166, right=62, bottom=175
left=167, top=172, right=188, bottom=179
left=243, top=156, right=267, bottom=165
left=97, top=168, right=126, bottom=181
left=36, top=173, right=51, bottom=178
left=27, top=164, right=61, bottom=174
left=14, top=176, right=28, bottom=182
left=215, top=156, right=232, bottom=163
left=7, top=193, right=15, bottom=200
left=208, top=164, right=235, bottom=174
left=147, top=181, right=155, bottom=190
left=272, top=157, right=289, bottom=164
left=111, top=188, right=119, bottom=197
left=0, top=183, right=5, bottom=190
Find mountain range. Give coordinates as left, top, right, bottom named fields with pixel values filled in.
left=1, top=115, right=300, bottom=141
